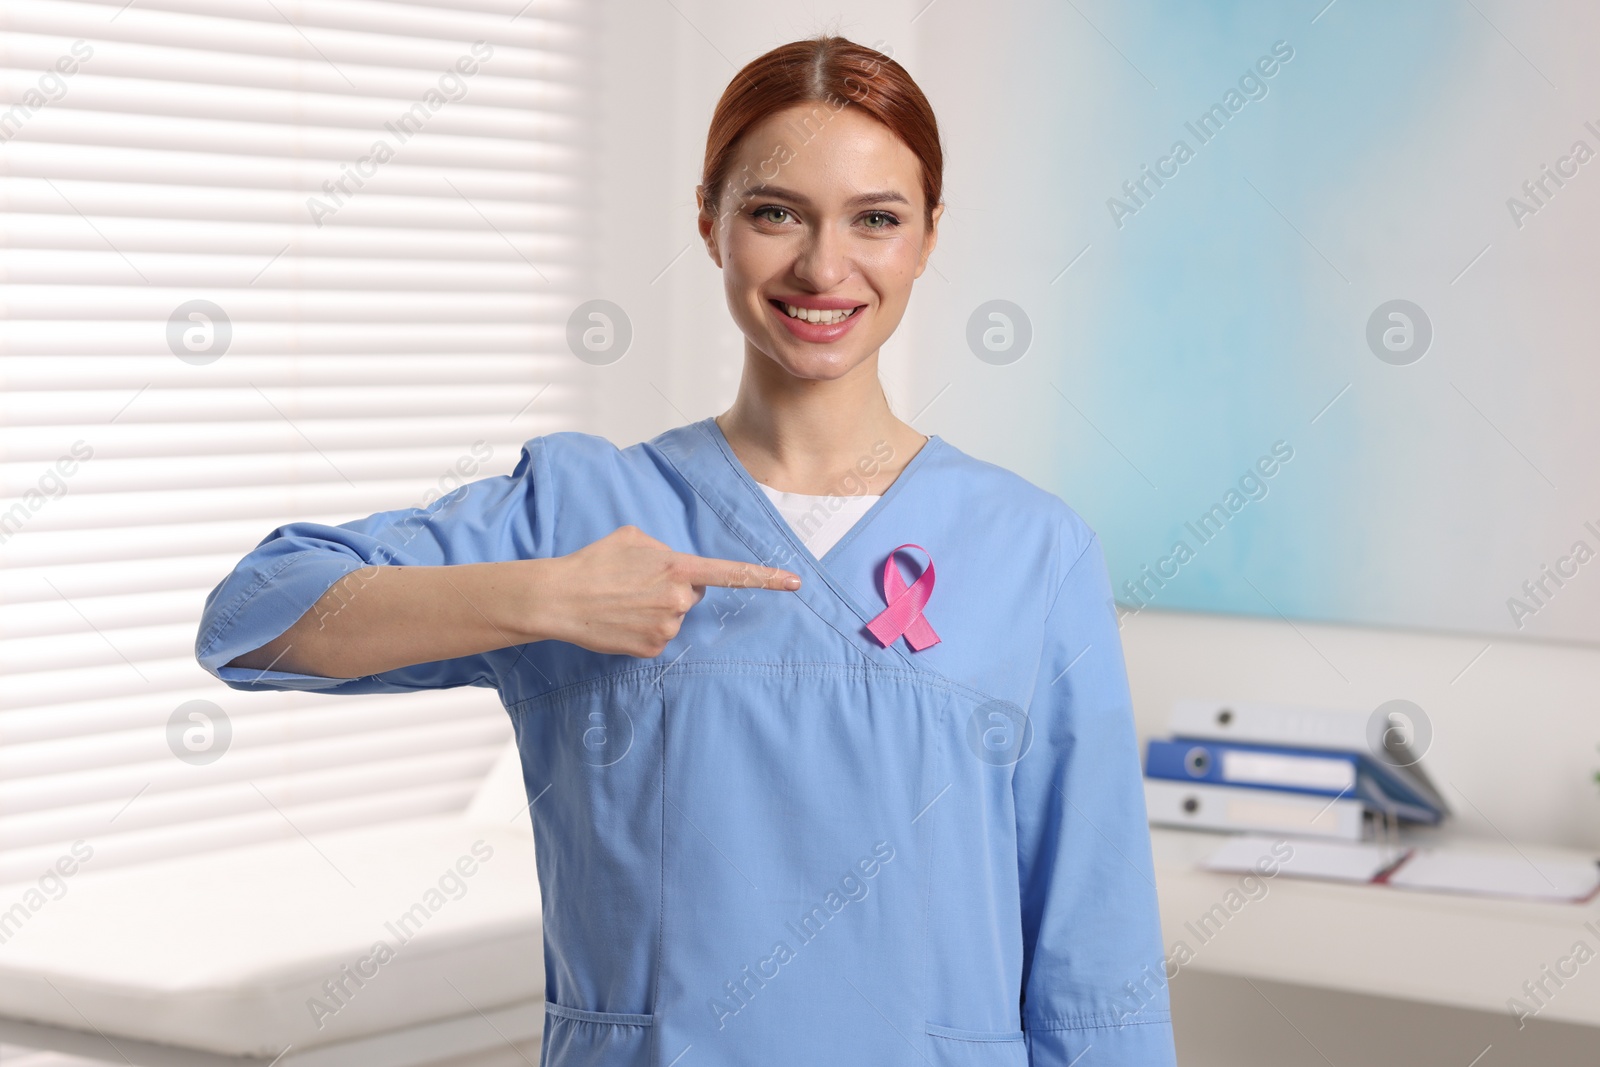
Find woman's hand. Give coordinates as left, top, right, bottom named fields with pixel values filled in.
left=529, top=525, right=803, bottom=658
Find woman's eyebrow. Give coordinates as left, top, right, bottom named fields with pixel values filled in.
left=742, top=182, right=910, bottom=208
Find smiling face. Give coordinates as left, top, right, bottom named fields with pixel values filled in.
left=697, top=102, right=943, bottom=382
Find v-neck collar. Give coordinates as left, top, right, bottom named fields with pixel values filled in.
left=652, top=416, right=945, bottom=669
left=702, top=415, right=943, bottom=571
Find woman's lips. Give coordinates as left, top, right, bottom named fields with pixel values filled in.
left=767, top=299, right=867, bottom=343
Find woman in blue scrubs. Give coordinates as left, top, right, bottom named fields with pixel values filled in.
left=197, top=35, right=1176, bottom=1067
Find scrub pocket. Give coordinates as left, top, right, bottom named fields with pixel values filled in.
left=542, top=1002, right=654, bottom=1067
left=924, top=1023, right=1030, bottom=1067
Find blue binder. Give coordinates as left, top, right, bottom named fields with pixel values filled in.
left=1143, top=737, right=1443, bottom=824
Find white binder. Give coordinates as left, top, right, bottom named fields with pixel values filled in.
left=1144, top=778, right=1367, bottom=841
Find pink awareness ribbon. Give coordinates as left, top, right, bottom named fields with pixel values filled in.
left=866, top=543, right=941, bottom=651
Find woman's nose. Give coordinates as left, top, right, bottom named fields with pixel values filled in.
left=790, top=222, right=852, bottom=289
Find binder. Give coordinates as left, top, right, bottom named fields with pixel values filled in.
left=1144, top=778, right=1367, bottom=841
left=1168, top=698, right=1450, bottom=816
left=1144, top=737, right=1443, bottom=824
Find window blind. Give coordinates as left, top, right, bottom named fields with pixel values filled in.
left=0, top=0, right=594, bottom=885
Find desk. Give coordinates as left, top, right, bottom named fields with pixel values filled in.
left=1150, top=826, right=1600, bottom=1028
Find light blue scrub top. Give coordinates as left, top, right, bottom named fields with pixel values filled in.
left=195, top=417, right=1177, bottom=1067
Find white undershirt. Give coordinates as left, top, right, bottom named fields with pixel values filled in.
left=757, top=482, right=881, bottom=559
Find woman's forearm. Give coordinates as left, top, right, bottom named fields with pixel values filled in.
left=223, top=524, right=803, bottom=678
left=225, top=558, right=566, bottom=679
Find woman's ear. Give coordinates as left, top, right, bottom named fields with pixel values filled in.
left=914, top=201, right=945, bottom=278
left=696, top=185, right=724, bottom=268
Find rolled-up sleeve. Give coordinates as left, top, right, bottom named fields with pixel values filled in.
left=195, top=437, right=551, bottom=695
left=1012, top=530, right=1177, bottom=1066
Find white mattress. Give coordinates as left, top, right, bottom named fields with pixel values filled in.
left=0, top=816, right=543, bottom=1057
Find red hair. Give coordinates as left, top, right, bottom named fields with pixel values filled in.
left=698, top=35, right=944, bottom=230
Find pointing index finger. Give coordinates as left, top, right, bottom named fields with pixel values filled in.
left=674, top=553, right=802, bottom=591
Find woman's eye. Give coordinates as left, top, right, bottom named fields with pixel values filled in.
left=753, top=205, right=791, bottom=224
left=862, top=211, right=900, bottom=230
